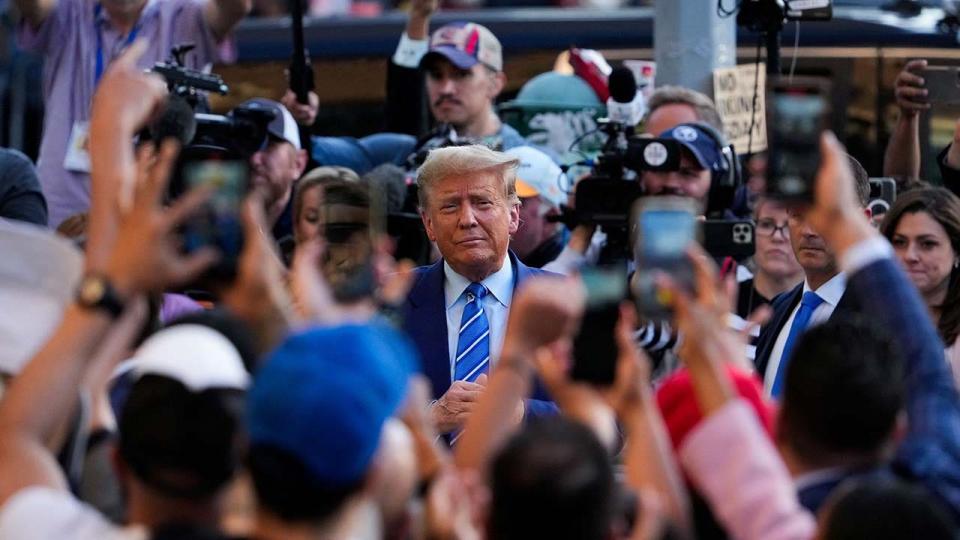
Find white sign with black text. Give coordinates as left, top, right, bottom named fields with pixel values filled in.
left=713, top=63, right=767, bottom=155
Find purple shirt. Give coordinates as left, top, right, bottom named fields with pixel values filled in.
left=17, top=0, right=232, bottom=228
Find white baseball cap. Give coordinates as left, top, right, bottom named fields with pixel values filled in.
left=122, top=324, right=250, bottom=392
left=506, top=146, right=568, bottom=209
left=0, top=219, right=82, bottom=375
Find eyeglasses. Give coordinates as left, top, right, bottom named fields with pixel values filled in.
left=756, top=219, right=790, bottom=238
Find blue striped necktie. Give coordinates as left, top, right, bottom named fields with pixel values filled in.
left=771, top=291, right=825, bottom=398
left=454, top=282, right=490, bottom=383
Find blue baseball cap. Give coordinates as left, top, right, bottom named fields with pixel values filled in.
left=656, top=123, right=726, bottom=174
left=247, top=323, right=418, bottom=487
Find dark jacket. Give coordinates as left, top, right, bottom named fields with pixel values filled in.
left=752, top=280, right=861, bottom=381
left=400, top=251, right=558, bottom=418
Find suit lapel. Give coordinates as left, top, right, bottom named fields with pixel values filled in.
left=404, top=261, right=452, bottom=400
left=754, top=284, right=803, bottom=376
left=830, top=287, right=859, bottom=319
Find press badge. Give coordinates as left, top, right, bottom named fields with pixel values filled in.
left=64, top=122, right=92, bottom=173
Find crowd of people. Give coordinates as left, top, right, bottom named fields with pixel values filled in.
left=3, top=0, right=960, bottom=539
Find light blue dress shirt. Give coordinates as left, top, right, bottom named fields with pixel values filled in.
left=443, top=257, right=514, bottom=382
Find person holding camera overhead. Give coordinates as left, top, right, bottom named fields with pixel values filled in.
left=13, top=0, right=251, bottom=235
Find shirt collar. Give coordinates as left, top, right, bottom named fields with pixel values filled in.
left=443, top=256, right=513, bottom=310
left=95, top=0, right=158, bottom=30
left=802, top=271, right=846, bottom=307
left=793, top=466, right=851, bottom=490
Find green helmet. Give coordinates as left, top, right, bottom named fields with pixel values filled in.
left=499, top=72, right=607, bottom=163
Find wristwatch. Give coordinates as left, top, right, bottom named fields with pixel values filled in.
left=76, top=274, right=126, bottom=318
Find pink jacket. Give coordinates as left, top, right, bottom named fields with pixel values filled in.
left=679, top=400, right=816, bottom=540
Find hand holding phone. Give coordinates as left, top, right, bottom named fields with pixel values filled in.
left=893, top=59, right=930, bottom=114
left=179, top=160, right=248, bottom=284
left=572, top=266, right=628, bottom=386
left=702, top=219, right=755, bottom=262
left=631, top=197, right=697, bottom=322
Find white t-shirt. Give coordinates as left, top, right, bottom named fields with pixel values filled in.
left=0, top=487, right=147, bottom=540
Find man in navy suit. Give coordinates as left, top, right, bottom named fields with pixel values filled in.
left=753, top=154, right=871, bottom=397
left=772, top=132, right=960, bottom=520
left=401, top=144, right=556, bottom=436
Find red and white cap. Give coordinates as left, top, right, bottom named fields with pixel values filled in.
left=421, top=22, right=503, bottom=72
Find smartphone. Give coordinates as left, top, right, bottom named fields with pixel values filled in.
left=571, top=265, right=628, bottom=386
left=922, top=66, right=960, bottom=105
left=180, top=160, right=247, bottom=281
left=631, top=197, right=697, bottom=321
left=319, top=181, right=383, bottom=303
left=702, top=219, right=755, bottom=263
left=767, top=77, right=832, bottom=202
left=868, top=177, right=897, bottom=225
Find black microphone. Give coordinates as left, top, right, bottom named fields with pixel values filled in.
left=606, top=67, right=645, bottom=128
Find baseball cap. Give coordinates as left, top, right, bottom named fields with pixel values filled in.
left=247, top=324, right=418, bottom=487
left=506, top=146, right=567, bottom=208
left=656, top=123, right=726, bottom=174
left=238, top=98, right=301, bottom=150
left=0, top=219, right=82, bottom=375
left=421, top=22, right=503, bottom=72
left=118, top=324, right=249, bottom=498
left=655, top=365, right=776, bottom=451
left=125, top=324, right=251, bottom=391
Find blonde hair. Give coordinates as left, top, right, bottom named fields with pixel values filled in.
left=416, top=145, right=520, bottom=210
left=293, top=166, right=360, bottom=224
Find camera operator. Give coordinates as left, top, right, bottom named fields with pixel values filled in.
left=13, top=0, right=250, bottom=231
left=641, top=123, right=734, bottom=217
left=546, top=86, right=733, bottom=272
left=238, top=99, right=309, bottom=240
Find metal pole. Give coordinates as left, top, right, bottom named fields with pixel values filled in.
left=654, top=0, right=737, bottom=96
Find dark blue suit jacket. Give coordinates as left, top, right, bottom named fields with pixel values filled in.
left=752, top=280, right=861, bottom=381
left=775, top=257, right=960, bottom=519
left=400, top=251, right=558, bottom=418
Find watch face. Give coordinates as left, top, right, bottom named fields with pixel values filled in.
left=80, top=278, right=106, bottom=304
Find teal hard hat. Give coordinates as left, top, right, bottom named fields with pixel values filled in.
left=500, top=72, right=607, bottom=162
left=510, top=72, right=603, bottom=109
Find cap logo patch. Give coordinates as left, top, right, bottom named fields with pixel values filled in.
left=673, top=126, right=699, bottom=142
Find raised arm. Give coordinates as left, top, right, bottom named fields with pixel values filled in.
left=385, top=0, right=436, bottom=136
left=0, top=44, right=218, bottom=507
left=883, top=59, right=928, bottom=180
left=812, top=132, right=960, bottom=518
left=203, top=0, right=252, bottom=43
left=666, top=250, right=815, bottom=540
left=454, top=276, right=584, bottom=475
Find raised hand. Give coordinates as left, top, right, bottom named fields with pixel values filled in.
left=104, top=140, right=219, bottom=298
left=893, top=59, right=930, bottom=119
left=501, top=275, right=585, bottom=361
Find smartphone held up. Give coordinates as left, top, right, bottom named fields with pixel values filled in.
left=766, top=77, right=832, bottom=202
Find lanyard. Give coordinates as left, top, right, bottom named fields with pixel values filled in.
left=93, top=3, right=142, bottom=87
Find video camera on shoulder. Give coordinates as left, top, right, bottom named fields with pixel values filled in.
left=146, top=45, right=282, bottom=293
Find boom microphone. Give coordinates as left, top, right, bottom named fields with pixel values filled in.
left=605, top=67, right=645, bottom=128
